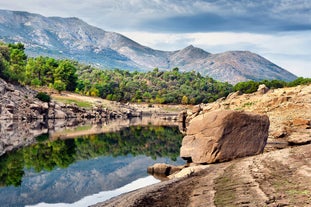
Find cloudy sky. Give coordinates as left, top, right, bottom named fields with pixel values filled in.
left=0, top=0, right=310, bottom=77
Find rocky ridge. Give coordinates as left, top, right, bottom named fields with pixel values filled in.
left=0, top=9, right=297, bottom=84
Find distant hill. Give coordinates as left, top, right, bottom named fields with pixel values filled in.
left=0, top=9, right=297, bottom=84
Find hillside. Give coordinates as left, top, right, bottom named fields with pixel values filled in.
left=0, top=9, right=297, bottom=84
left=94, top=84, right=311, bottom=207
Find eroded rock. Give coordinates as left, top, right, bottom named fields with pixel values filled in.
left=180, top=110, right=270, bottom=164
left=147, top=163, right=184, bottom=177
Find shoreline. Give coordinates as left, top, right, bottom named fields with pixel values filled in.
left=92, top=143, right=311, bottom=207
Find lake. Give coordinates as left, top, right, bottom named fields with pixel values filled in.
left=0, top=118, right=184, bottom=207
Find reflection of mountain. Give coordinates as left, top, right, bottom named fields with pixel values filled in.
left=0, top=155, right=182, bottom=206
left=0, top=126, right=184, bottom=206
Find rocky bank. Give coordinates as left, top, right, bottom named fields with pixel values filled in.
left=0, top=78, right=142, bottom=120
left=0, top=77, right=169, bottom=157
left=94, top=84, right=311, bottom=207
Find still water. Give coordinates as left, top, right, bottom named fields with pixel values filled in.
left=0, top=122, right=184, bottom=207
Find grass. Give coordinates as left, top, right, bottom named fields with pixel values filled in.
left=53, top=96, right=93, bottom=108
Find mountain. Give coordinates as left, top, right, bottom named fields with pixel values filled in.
left=0, top=9, right=297, bottom=84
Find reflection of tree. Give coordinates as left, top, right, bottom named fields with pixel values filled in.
left=23, top=139, right=76, bottom=172
left=0, top=151, right=24, bottom=187
left=74, top=126, right=183, bottom=161
left=0, top=126, right=182, bottom=187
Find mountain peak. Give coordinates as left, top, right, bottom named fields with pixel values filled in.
left=177, top=45, right=210, bottom=57
left=0, top=9, right=297, bottom=84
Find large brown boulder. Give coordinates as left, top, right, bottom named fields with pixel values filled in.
left=180, top=110, right=269, bottom=164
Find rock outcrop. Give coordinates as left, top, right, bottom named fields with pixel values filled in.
left=0, top=78, right=141, bottom=121
left=96, top=84, right=311, bottom=207
left=182, top=84, right=311, bottom=151
left=180, top=110, right=270, bottom=164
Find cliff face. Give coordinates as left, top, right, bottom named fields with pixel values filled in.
left=0, top=9, right=297, bottom=84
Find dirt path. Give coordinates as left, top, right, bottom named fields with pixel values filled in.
left=93, top=144, right=311, bottom=207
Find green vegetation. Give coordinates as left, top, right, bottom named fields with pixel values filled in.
left=0, top=125, right=183, bottom=187
left=35, top=92, right=51, bottom=102
left=233, top=78, right=311, bottom=94
left=75, top=66, right=233, bottom=104
left=1, top=42, right=310, bottom=105
left=0, top=42, right=233, bottom=104
left=52, top=96, right=93, bottom=108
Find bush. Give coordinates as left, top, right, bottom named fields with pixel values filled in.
left=233, top=81, right=259, bottom=94
left=35, top=92, right=51, bottom=102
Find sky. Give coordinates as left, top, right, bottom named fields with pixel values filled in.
left=0, top=0, right=310, bottom=77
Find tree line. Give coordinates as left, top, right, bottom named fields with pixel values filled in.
left=233, top=78, right=311, bottom=94
left=1, top=42, right=310, bottom=104
left=0, top=42, right=233, bottom=104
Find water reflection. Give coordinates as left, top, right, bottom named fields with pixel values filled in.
left=0, top=116, right=181, bottom=156
left=0, top=121, right=184, bottom=207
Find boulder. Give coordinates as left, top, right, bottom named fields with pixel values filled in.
left=257, top=84, right=269, bottom=94
left=180, top=110, right=270, bottom=164
left=53, top=109, right=67, bottom=119
left=287, top=132, right=311, bottom=145
left=168, top=165, right=209, bottom=179
left=226, top=91, right=241, bottom=100
left=147, top=163, right=184, bottom=176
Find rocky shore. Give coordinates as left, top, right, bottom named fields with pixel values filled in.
left=0, top=77, right=182, bottom=156
left=1, top=76, right=310, bottom=206
left=94, top=84, right=311, bottom=207
left=94, top=144, right=311, bottom=207
left=0, top=78, right=143, bottom=121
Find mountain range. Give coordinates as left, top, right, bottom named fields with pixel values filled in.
left=0, top=9, right=297, bottom=84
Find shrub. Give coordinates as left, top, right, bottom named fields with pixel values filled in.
left=35, top=92, right=51, bottom=102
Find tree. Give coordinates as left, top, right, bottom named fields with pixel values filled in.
left=0, top=43, right=10, bottom=78
left=53, top=80, right=66, bottom=93
left=5, top=43, right=27, bottom=82
left=142, top=92, right=152, bottom=102
left=233, top=81, right=259, bottom=94
left=54, top=60, right=77, bottom=91
left=181, top=95, right=189, bottom=104
left=172, top=67, right=179, bottom=72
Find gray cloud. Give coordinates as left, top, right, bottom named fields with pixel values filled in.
left=0, top=0, right=310, bottom=77
left=132, top=0, right=311, bottom=33
left=1, top=0, right=311, bottom=33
